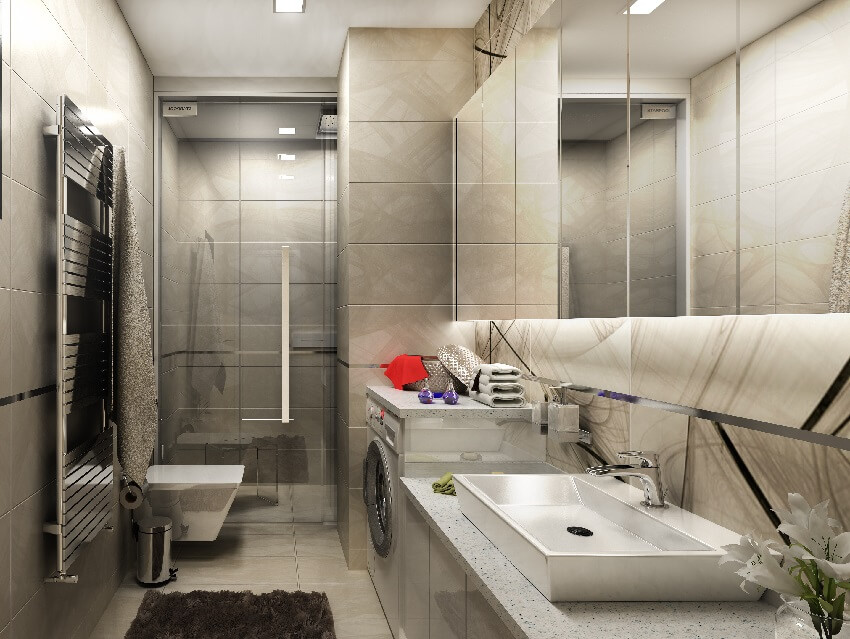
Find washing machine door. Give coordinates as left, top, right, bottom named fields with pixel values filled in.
left=364, top=438, right=393, bottom=558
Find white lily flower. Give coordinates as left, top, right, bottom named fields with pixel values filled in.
left=720, top=535, right=801, bottom=596
left=775, top=493, right=838, bottom=559
left=803, top=531, right=850, bottom=581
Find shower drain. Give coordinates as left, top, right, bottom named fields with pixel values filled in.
left=566, top=526, right=594, bottom=537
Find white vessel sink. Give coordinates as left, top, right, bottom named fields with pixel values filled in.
left=454, top=473, right=759, bottom=602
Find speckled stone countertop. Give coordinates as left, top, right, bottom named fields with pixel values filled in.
left=367, top=386, right=533, bottom=420
left=402, top=477, right=774, bottom=639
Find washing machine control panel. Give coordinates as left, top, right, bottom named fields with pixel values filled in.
left=367, top=400, right=400, bottom=451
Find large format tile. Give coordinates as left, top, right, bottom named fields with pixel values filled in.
left=174, top=555, right=299, bottom=585
left=515, top=243, right=557, bottom=305
left=10, top=72, right=56, bottom=199
left=350, top=60, right=472, bottom=122
left=10, top=290, right=56, bottom=394
left=10, top=182, right=54, bottom=294
left=348, top=182, right=452, bottom=245
left=347, top=305, right=472, bottom=364
left=776, top=164, right=850, bottom=243
left=11, top=0, right=88, bottom=108
left=457, top=244, right=515, bottom=306
left=349, top=122, right=452, bottom=184
left=346, top=244, right=452, bottom=305
left=0, top=513, right=8, bottom=630
left=10, top=485, right=52, bottom=615
left=241, top=200, right=324, bottom=243
left=349, top=28, right=469, bottom=62
left=775, top=235, right=834, bottom=305
left=241, top=141, right=325, bottom=201
left=10, top=391, right=56, bottom=507
left=776, top=94, right=850, bottom=183
left=178, top=141, right=239, bottom=201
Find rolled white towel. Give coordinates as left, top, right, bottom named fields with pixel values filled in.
left=478, top=382, right=525, bottom=397
left=478, top=363, right=521, bottom=379
left=470, top=391, right=526, bottom=408
left=477, top=373, right=522, bottom=386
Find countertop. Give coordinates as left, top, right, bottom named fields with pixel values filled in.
left=366, top=386, right=533, bottom=420
left=401, top=477, right=775, bottom=639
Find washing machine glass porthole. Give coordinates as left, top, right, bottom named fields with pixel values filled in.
left=364, top=439, right=393, bottom=558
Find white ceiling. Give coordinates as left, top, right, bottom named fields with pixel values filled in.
left=117, top=0, right=490, bottom=78
left=560, top=0, right=823, bottom=80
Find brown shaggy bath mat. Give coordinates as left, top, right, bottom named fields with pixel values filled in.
left=125, top=589, right=336, bottom=639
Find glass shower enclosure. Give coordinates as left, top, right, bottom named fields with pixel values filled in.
left=156, top=97, right=337, bottom=523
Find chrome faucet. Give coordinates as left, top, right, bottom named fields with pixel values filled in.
left=586, top=451, right=666, bottom=508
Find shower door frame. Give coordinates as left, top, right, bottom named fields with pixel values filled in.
left=151, top=87, right=337, bottom=467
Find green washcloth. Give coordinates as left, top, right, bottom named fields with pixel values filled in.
left=432, top=472, right=456, bottom=496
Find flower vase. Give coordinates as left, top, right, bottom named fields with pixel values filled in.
left=776, top=597, right=848, bottom=639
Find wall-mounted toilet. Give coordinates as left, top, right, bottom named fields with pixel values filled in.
left=144, top=465, right=245, bottom=541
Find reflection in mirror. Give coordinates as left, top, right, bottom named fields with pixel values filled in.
left=560, top=100, right=632, bottom=318
left=456, top=0, right=850, bottom=321
left=736, top=0, right=846, bottom=315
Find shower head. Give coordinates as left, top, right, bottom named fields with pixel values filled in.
left=317, top=105, right=337, bottom=138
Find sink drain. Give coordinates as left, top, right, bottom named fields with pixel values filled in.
left=567, top=526, right=593, bottom=537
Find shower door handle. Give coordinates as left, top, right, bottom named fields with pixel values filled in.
left=281, top=246, right=291, bottom=424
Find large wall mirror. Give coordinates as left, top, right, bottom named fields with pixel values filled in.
left=455, top=0, right=850, bottom=319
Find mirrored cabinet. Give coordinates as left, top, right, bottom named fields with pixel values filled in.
left=455, top=0, right=847, bottom=320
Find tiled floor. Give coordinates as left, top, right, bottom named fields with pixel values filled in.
left=88, top=523, right=391, bottom=639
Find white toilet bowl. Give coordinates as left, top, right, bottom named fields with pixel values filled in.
left=145, top=465, right=245, bottom=541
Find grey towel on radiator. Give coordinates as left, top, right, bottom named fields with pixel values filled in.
left=112, top=147, right=158, bottom=487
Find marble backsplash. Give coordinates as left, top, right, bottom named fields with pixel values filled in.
left=474, top=314, right=850, bottom=538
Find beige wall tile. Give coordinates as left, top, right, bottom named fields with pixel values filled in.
left=349, top=121, right=452, bottom=183
left=739, top=185, right=776, bottom=250
left=240, top=141, right=325, bottom=201
left=740, top=245, right=776, bottom=306
left=349, top=28, right=470, bottom=62
left=776, top=164, right=850, bottom=243
left=776, top=235, right=835, bottom=305
left=776, top=94, right=850, bottom=183
left=350, top=60, right=472, bottom=122
left=691, top=251, right=736, bottom=309
left=349, top=183, right=452, bottom=244
left=691, top=84, right=736, bottom=155
left=516, top=183, right=558, bottom=243
left=516, top=243, right=557, bottom=305
left=691, top=140, right=736, bottom=206
left=348, top=305, right=472, bottom=364
left=457, top=305, right=515, bottom=320
left=457, top=244, right=515, bottom=305
left=347, top=244, right=452, bottom=305
left=241, top=200, right=323, bottom=243
left=457, top=182, right=515, bottom=244
left=178, top=141, right=239, bottom=201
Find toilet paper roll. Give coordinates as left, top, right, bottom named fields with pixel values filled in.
left=119, top=481, right=145, bottom=510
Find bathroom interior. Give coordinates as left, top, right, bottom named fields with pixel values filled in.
left=0, top=0, right=849, bottom=638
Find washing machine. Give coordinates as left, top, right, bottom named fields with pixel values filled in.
left=364, top=401, right=401, bottom=638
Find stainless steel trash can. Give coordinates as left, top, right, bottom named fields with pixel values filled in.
left=136, top=516, right=174, bottom=586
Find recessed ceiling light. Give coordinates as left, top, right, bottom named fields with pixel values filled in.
left=622, top=0, right=666, bottom=14
left=278, top=154, right=296, bottom=161
left=278, top=127, right=296, bottom=135
left=274, top=0, right=304, bottom=12
left=278, top=175, right=295, bottom=180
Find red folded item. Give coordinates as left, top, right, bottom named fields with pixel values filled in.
left=382, top=354, right=428, bottom=390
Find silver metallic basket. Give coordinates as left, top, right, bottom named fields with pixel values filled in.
left=403, top=357, right=453, bottom=392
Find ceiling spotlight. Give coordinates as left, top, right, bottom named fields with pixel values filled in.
left=274, top=0, right=305, bottom=12
left=278, top=127, right=296, bottom=135
left=622, top=0, right=666, bottom=14
left=278, top=154, right=296, bottom=161
left=278, top=175, right=295, bottom=180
